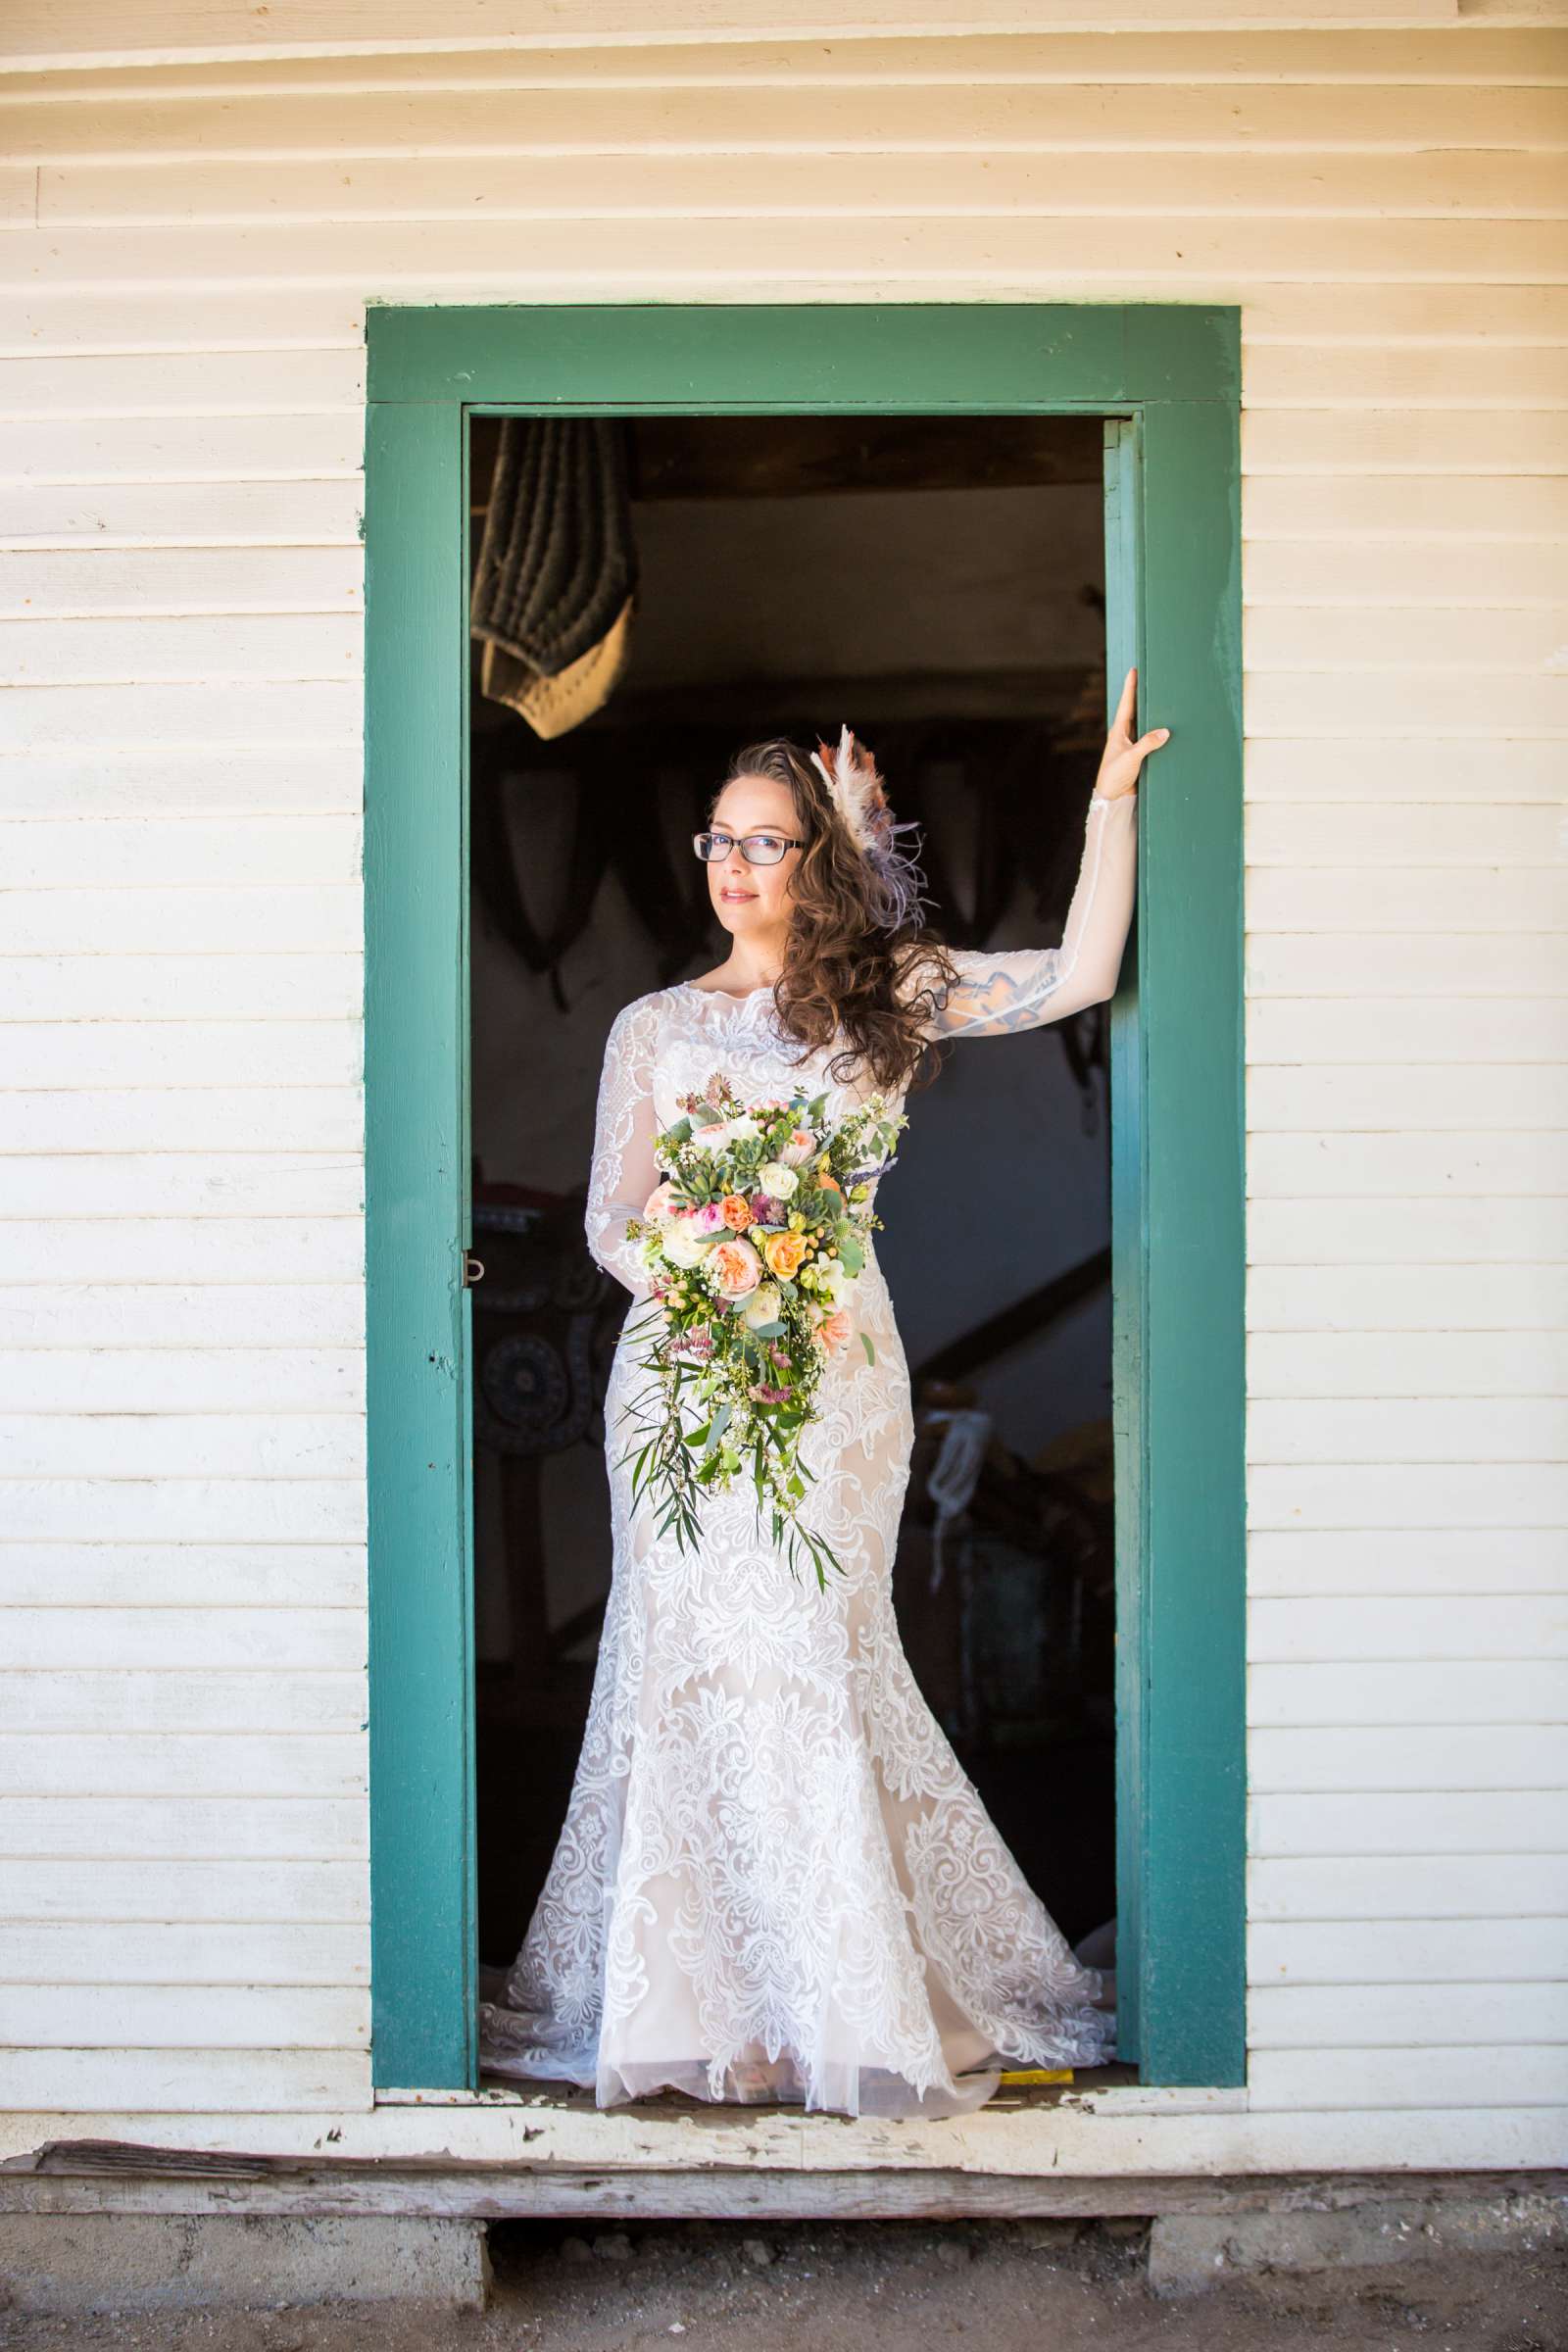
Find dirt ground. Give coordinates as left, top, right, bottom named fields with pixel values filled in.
left=2, top=2216, right=1565, bottom=2352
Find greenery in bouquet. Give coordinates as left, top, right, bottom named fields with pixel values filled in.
left=614, top=1070, right=907, bottom=1589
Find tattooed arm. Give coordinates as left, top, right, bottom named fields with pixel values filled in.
left=917, top=789, right=1138, bottom=1040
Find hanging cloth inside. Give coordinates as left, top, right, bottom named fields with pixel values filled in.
left=470, top=417, right=640, bottom=740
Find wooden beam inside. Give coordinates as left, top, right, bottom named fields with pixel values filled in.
left=469, top=414, right=1102, bottom=512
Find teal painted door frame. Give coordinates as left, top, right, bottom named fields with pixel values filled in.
left=364, top=303, right=1245, bottom=2096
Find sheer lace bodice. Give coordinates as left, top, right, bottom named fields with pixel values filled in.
left=478, top=786, right=1137, bottom=2117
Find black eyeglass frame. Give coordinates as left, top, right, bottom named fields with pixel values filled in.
left=692, top=829, right=808, bottom=866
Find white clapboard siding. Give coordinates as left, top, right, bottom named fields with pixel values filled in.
left=1250, top=1723, right=1568, bottom=1791
left=0, top=21, right=1563, bottom=2157
left=1250, top=1917, right=1568, bottom=1985
left=1250, top=1593, right=1568, bottom=1658
left=0, top=1858, right=367, bottom=1922
left=1250, top=1854, right=1568, bottom=1920
left=1247, top=2049, right=1568, bottom=2112
left=0, top=1985, right=369, bottom=2049
left=0, top=1349, right=364, bottom=1412
left=0, top=1155, right=363, bottom=1218
left=1250, top=1790, right=1568, bottom=1855
left=1250, top=1529, right=1568, bottom=1592
left=0, top=1734, right=368, bottom=1797
left=1248, top=1463, right=1568, bottom=1529
left=1, top=1479, right=367, bottom=1543
left=1247, top=1133, right=1568, bottom=1198
left=1250, top=1659, right=1568, bottom=1726
left=0, top=481, right=367, bottom=550
left=1247, top=1397, right=1568, bottom=1462
left=1250, top=1328, right=1567, bottom=1398
left=0, top=1671, right=367, bottom=1735
left=0, top=1283, right=366, bottom=1349
left=1249, top=1982, right=1568, bottom=2047
left=1248, top=1265, right=1568, bottom=1328
left=0, top=1922, right=368, bottom=1985
left=0, top=550, right=364, bottom=620
left=0, top=1543, right=366, bottom=1608
left=0, top=2050, right=369, bottom=2115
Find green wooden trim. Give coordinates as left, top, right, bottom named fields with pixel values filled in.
left=364, top=397, right=477, bottom=2090
left=1138, top=392, right=1248, bottom=2083
left=1103, top=415, right=1146, bottom=2073
left=363, top=299, right=1246, bottom=2093
left=367, top=301, right=1240, bottom=410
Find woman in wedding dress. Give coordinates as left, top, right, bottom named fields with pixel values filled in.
left=479, top=668, right=1168, bottom=2118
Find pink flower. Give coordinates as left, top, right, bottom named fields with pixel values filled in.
left=815, top=1308, right=853, bottom=1355
left=644, top=1180, right=679, bottom=1221
left=687, top=1199, right=728, bottom=1235
left=780, top=1127, right=818, bottom=1167
left=710, top=1236, right=763, bottom=1298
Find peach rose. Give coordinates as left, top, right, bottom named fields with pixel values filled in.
left=710, top=1236, right=763, bottom=1298
left=644, top=1180, right=679, bottom=1221
left=780, top=1128, right=818, bottom=1166
left=720, top=1192, right=753, bottom=1233
left=763, top=1229, right=808, bottom=1280
left=816, top=1307, right=853, bottom=1354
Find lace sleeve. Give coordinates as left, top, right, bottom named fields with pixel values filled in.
left=584, top=994, right=663, bottom=1298
left=916, top=790, right=1138, bottom=1040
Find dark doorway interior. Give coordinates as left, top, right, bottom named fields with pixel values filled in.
left=466, top=413, right=1117, bottom=2025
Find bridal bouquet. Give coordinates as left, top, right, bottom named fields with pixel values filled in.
left=615, top=1070, right=907, bottom=1588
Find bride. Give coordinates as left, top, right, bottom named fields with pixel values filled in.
left=479, top=669, right=1169, bottom=2118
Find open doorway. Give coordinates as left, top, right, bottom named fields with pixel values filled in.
left=464, top=413, right=1122, bottom=2069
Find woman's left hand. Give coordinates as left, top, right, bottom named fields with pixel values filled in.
left=1096, top=664, right=1170, bottom=801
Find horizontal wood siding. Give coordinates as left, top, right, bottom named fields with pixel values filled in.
left=0, top=22, right=1563, bottom=2155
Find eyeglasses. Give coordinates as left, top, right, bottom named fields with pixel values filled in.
left=692, top=829, right=806, bottom=867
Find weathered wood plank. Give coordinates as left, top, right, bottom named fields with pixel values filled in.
left=1247, top=1398, right=1568, bottom=1466
left=0, top=1020, right=361, bottom=1091
left=0, top=1796, right=368, bottom=1861
left=0, top=1985, right=368, bottom=2049
left=0, top=1479, right=366, bottom=1543
left=0, top=2048, right=369, bottom=2114
left=1250, top=1916, right=1568, bottom=1984
left=0, top=1219, right=364, bottom=1286
left=1247, top=1133, right=1568, bottom=1197
left=0, top=1670, right=366, bottom=1735
left=0, top=1348, right=364, bottom=1411
left=0, top=1284, right=366, bottom=1349
left=1249, top=1527, right=1568, bottom=1590
left=6, top=79, right=1555, bottom=168
left=1250, top=1853, right=1568, bottom=1921
left=1250, top=1659, right=1568, bottom=1727
left=1248, top=1264, right=1568, bottom=1328
left=0, top=1733, right=367, bottom=1798
left=1249, top=1981, right=1568, bottom=2046
left=0, top=1922, right=367, bottom=1985
left=1250, top=1722, right=1568, bottom=1793
left=0, top=1608, right=365, bottom=1672
left=0, top=1543, right=365, bottom=1609
left=1250, top=1788, right=1568, bottom=1857
left=1, top=889, right=359, bottom=956
left=1248, top=1462, right=1568, bottom=1529
left=0, top=1858, right=368, bottom=1924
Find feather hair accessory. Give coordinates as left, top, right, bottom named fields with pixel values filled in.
left=809, top=723, right=931, bottom=935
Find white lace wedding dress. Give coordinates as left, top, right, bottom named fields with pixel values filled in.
left=479, top=787, right=1139, bottom=2118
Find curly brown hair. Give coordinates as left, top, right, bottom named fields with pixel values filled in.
left=710, top=737, right=961, bottom=1097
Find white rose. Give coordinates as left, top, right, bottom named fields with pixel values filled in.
left=741, top=1283, right=782, bottom=1330
left=814, top=1256, right=850, bottom=1305
left=758, top=1161, right=799, bottom=1200
left=662, top=1219, right=714, bottom=1269
left=727, top=1114, right=761, bottom=1140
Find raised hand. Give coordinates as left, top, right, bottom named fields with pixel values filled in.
left=1096, top=664, right=1170, bottom=802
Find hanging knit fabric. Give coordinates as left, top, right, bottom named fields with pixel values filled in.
left=470, top=417, right=639, bottom=738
